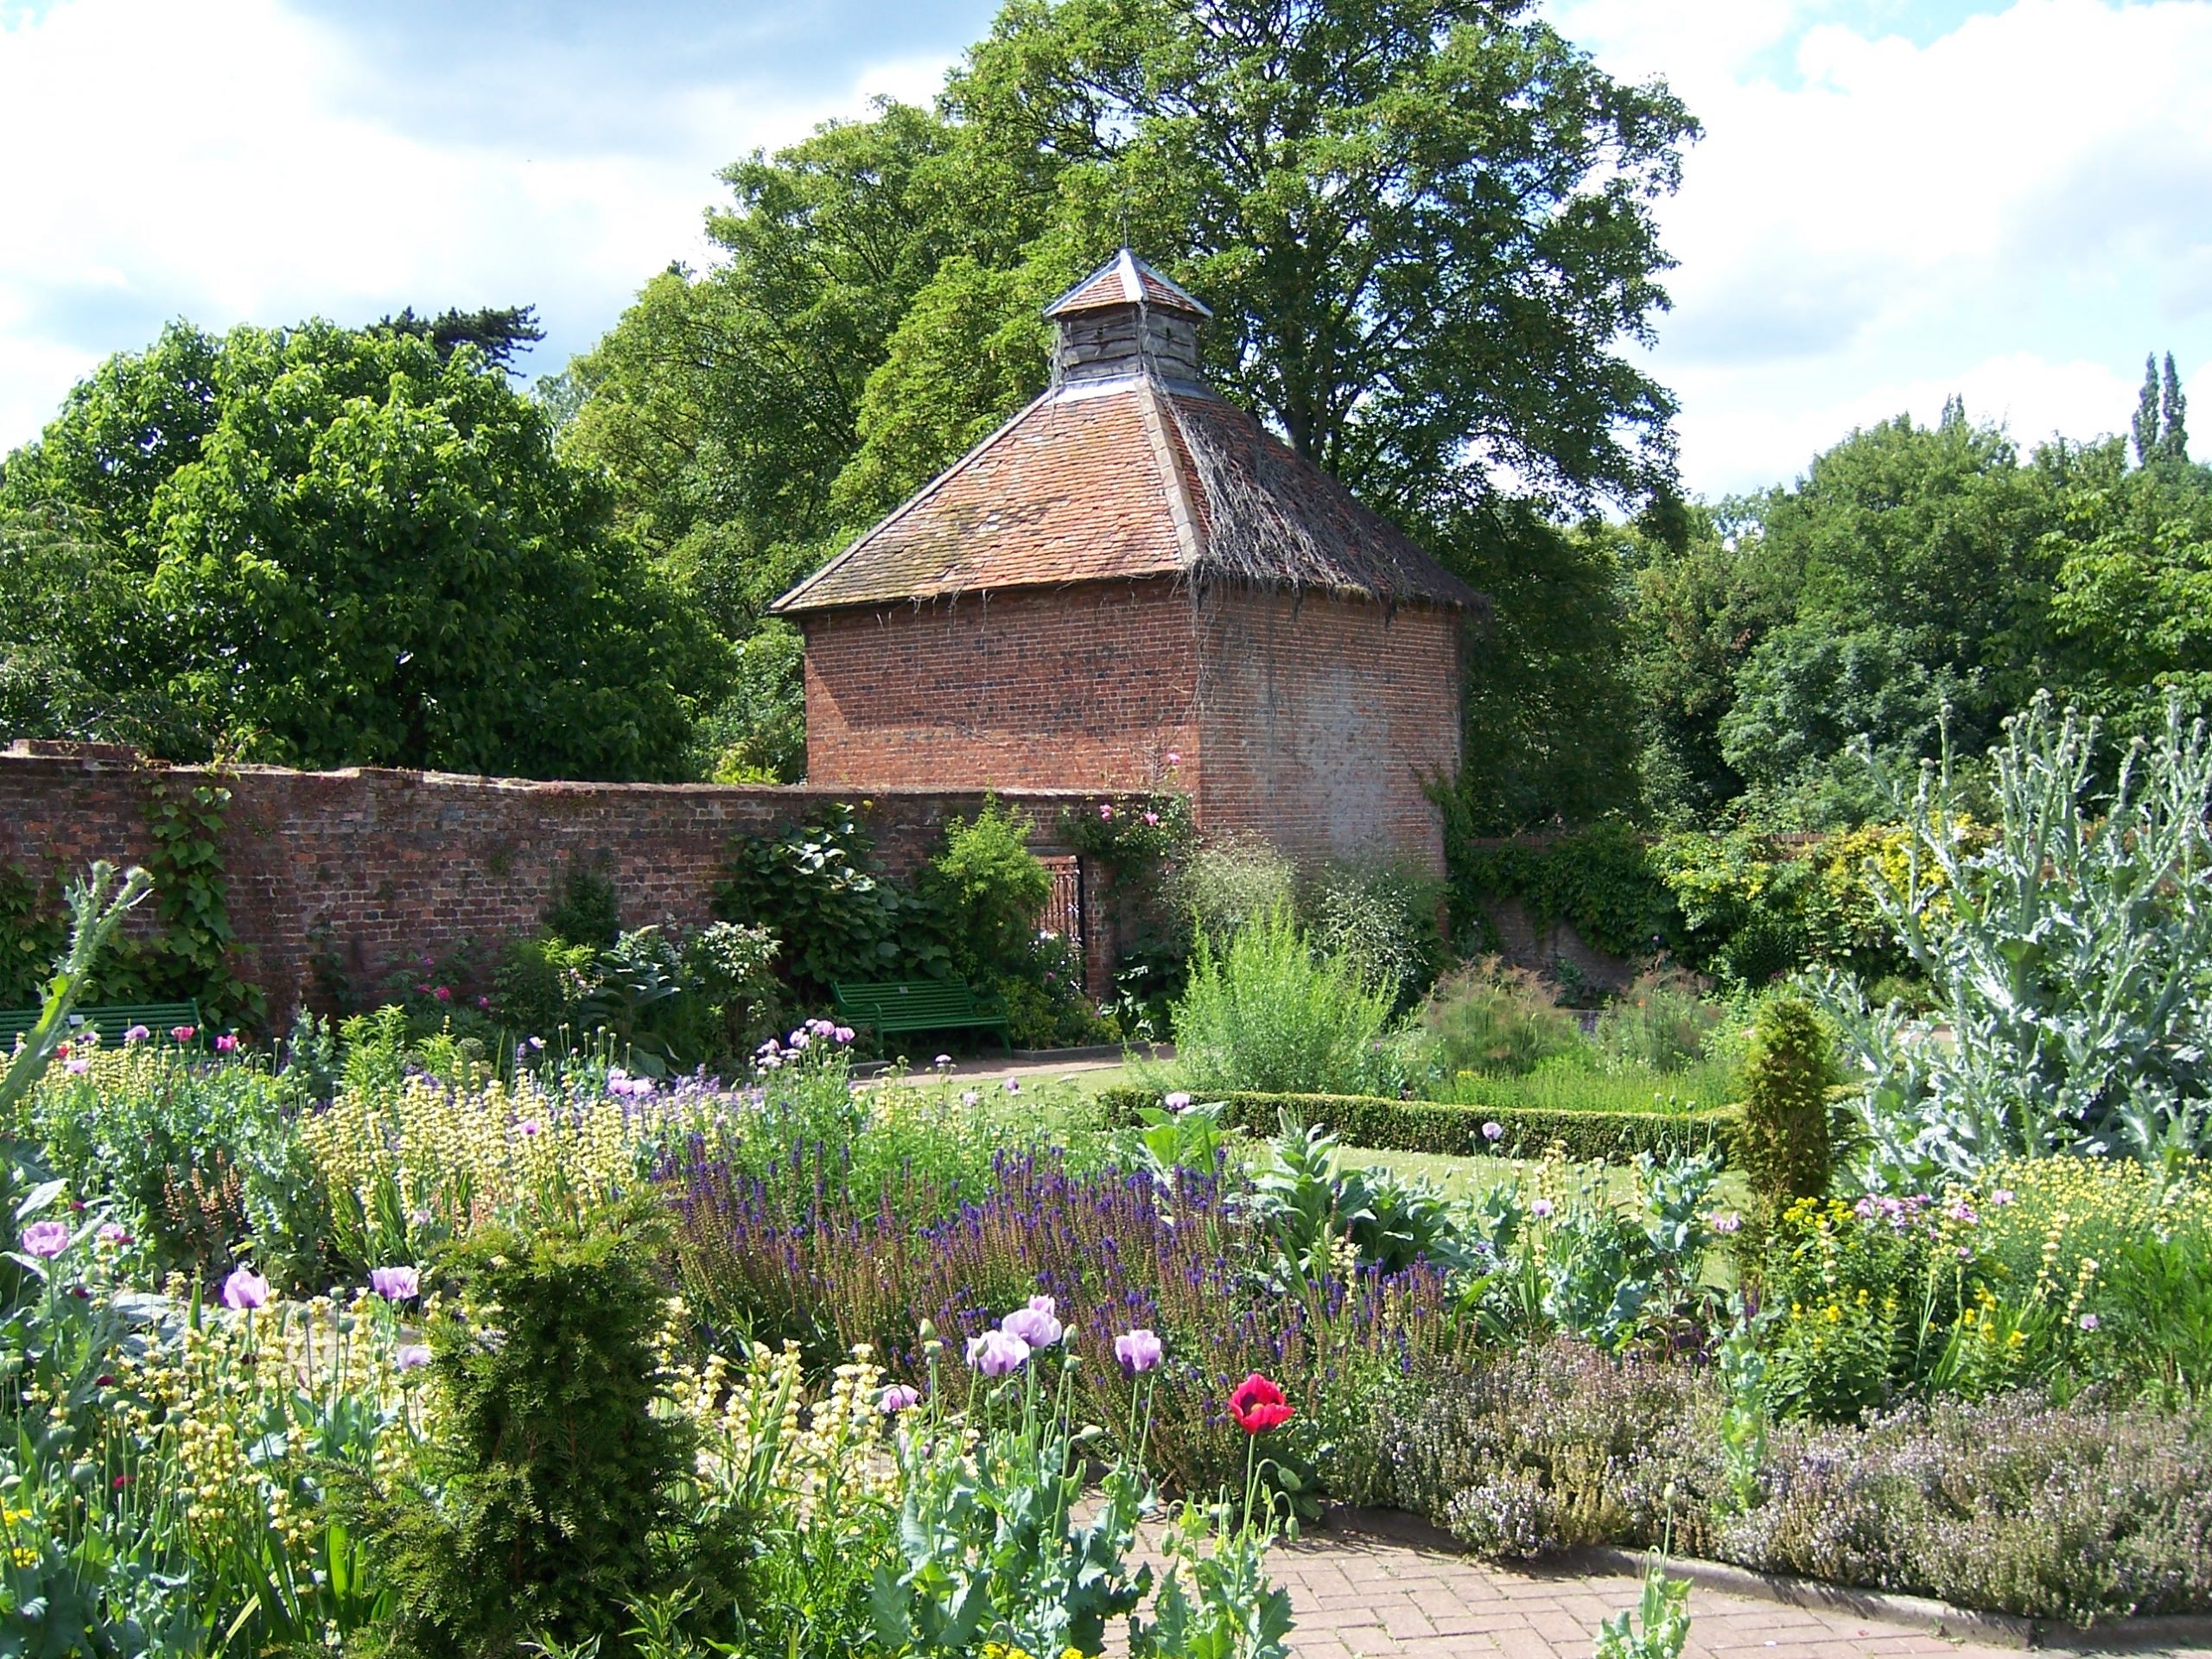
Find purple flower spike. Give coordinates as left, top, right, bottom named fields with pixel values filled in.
left=1114, top=1327, right=1163, bottom=1374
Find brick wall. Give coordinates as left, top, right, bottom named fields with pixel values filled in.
left=800, top=580, right=1198, bottom=791
left=1192, top=588, right=1463, bottom=874
left=0, top=745, right=1104, bottom=1020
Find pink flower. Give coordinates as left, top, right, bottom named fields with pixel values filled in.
left=961, top=1090, right=980, bottom=1106
left=518, top=1118, right=543, bottom=1138
left=1710, top=1211, right=1742, bottom=1236
left=97, top=1224, right=133, bottom=1248
left=1481, top=1121, right=1503, bottom=1142
left=123, top=1025, right=149, bottom=1044
left=1166, top=752, right=1182, bottom=766
left=2079, top=1313, right=2100, bottom=1332
left=1163, top=1091, right=1192, bottom=1112
left=1990, top=1187, right=2016, bottom=1207
left=1114, top=1328, right=1163, bottom=1374
left=169, top=1026, right=195, bottom=1043
left=833, top=1026, right=855, bottom=1044
left=1529, top=1198, right=1554, bottom=1219
left=64, top=1057, right=90, bottom=1075
left=433, top=987, right=452, bottom=1003
left=1001, top=1295, right=1063, bottom=1350
left=19, top=1220, right=70, bottom=1258
left=1002, top=1078, right=1020, bottom=1095
left=933, top=1054, right=952, bottom=1069
left=1097, top=803, right=1114, bottom=820
left=370, top=1266, right=420, bottom=1302
left=1143, top=811, right=1160, bottom=826
left=221, top=1267, right=270, bottom=1310
left=395, top=1344, right=432, bottom=1371
left=880, top=1383, right=922, bottom=1414
left=967, top=1328, right=1031, bottom=1376
left=477, top=995, right=491, bottom=1010
left=213, top=1033, right=239, bottom=1053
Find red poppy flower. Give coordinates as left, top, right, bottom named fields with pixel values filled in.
left=1229, top=1372, right=1294, bottom=1435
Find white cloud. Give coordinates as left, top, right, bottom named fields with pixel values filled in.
left=1555, top=0, right=2212, bottom=493
left=0, top=0, right=957, bottom=450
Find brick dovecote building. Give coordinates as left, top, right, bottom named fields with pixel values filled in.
left=772, top=251, right=1476, bottom=874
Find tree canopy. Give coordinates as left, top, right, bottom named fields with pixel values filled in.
left=0, top=320, right=726, bottom=779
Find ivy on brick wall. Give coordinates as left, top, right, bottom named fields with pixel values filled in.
left=0, top=863, right=67, bottom=1006
left=137, top=775, right=265, bottom=1027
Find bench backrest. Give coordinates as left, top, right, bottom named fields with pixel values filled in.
left=0, top=1001, right=206, bottom=1050
left=833, top=981, right=987, bottom=1023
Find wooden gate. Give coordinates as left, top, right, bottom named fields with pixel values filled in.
left=1039, top=855, right=1084, bottom=950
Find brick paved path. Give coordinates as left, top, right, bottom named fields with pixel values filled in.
left=1268, top=1527, right=2212, bottom=1659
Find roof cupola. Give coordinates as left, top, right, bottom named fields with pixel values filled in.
left=1044, top=249, right=1211, bottom=387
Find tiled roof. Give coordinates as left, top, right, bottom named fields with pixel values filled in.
left=772, top=378, right=1477, bottom=613
left=772, top=251, right=1477, bottom=616
left=1044, top=250, right=1212, bottom=320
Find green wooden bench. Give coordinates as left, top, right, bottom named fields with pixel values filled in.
left=0, top=1001, right=205, bottom=1052
left=832, top=980, right=1012, bottom=1055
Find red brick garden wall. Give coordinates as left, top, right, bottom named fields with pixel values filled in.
left=1193, top=588, right=1462, bottom=874
left=799, top=580, right=1198, bottom=791
left=0, top=744, right=1109, bottom=1023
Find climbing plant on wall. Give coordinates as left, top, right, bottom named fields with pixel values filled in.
left=136, top=774, right=264, bottom=1027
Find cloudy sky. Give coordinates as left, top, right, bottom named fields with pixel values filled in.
left=1, top=0, right=2206, bottom=498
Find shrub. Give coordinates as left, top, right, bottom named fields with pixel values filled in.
left=1378, top=1345, right=2212, bottom=1622
left=1173, top=834, right=1298, bottom=948
left=715, top=806, right=946, bottom=1001
left=1815, top=696, right=2212, bottom=1182
left=1734, top=995, right=1832, bottom=1209
left=1095, top=1086, right=1740, bottom=1165
left=920, top=798, right=1052, bottom=984
left=1449, top=821, right=1676, bottom=961
left=1169, top=904, right=1395, bottom=1096
left=1592, top=970, right=1723, bottom=1074
left=354, top=1204, right=715, bottom=1658
left=1303, top=857, right=1445, bottom=1009
left=1417, top=959, right=1587, bottom=1077
left=543, top=859, right=623, bottom=949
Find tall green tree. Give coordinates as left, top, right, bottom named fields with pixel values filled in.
left=1, top=321, right=725, bottom=779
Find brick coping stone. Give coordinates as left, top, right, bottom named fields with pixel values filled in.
left=1306, top=1506, right=2212, bottom=1657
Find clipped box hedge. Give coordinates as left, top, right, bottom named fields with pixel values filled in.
left=1096, top=1084, right=1739, bottom=1165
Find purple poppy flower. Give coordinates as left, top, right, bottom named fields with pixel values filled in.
left=395, top=1344, right=432, bottom=1370
left=222, top=1267, right=270, bottom=1310
left=880, top=1383, right=922, bottom=1414
left=19, top=1220, right=70, bottom=1259
left=1163, top=1091, right=1192, bottom=1112
left=967, top=1328, right=1031, bottom=1376
left=370, top=1265, right=420, bottom=1302
left=1114, top=1327, right=1163, bottom=1374
left=123, top=1025, right=150, bottom=1044
left=1002, top=1294, right=1063, bottom=1350
left=1481, top=1121, right=1503, bottom=1143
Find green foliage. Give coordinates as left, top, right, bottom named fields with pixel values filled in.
left=691, top=620, right=808, bottom=783
left=1169, top=905, right=1395, bottom=1096
left=0, top=861, right=65, bottom=1007
left=921, top=799, right=1052, bottom=985
left=131, top=775, right=263, bottom=1026
left=1303, top=859, right=1445, bottom=1010
left=1594, top=1563, right=1692, bottom=1659
left=357, top=1205, right=713, bottom=1659
left=1451, top=823, right=1675, bottom=963
left=1097, top=1087, right=1739, bottom=1165
left=0, top=861, right=152, bottom=1128
left=1735, top=996, right=1833, bottom=1208
left=1174, top=835, right=1300, bottom=950
left=544, top=861, right=623, bottom=949
left=1417, top=960, right=1586, bottom=1077
left=1244, top=1118, right=1475, bottom=1279
left=1815, top=696, right=2212, bottom=1183
left=1592, top=971, right=1721, bottom=1074
left=715, top=807, right=942, bottom=1004
left=1440, top=1058, right=1736, bottom=1118
left=1, top=317, right=725, bottom=779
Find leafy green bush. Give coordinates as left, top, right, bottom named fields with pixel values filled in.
left=920, top=798, right=1051, bottom=983
left=1450, top=821, right=1675, bottom=961
left=353, top=1203, right=723, bottom=1658
left=1816, top=696, right=2212, bottom=1181
left=1592, top=970, right=1723, bottom=1073
left=1243, top=1118, right=1475, bottom=1278
left=543, top=860, right=623, bottom=949
left=715, top=807, right=944, bottom=1001
left=1442, top=1057, right=1736, bottom=1117
left=1173, top=834, right=1298, bottom=948
left=1303, top=857, right=1445, bottom=1009
left=1735, top=995, right=1834, bottom=1208
left=1096, top=1086, right=1740, bottom=1165
left=1169, top=904, right=1395, bottom=1096
left=1418, top=959, right=1586, bottom=1077
left=0, top=862, right=64, bottom=1007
